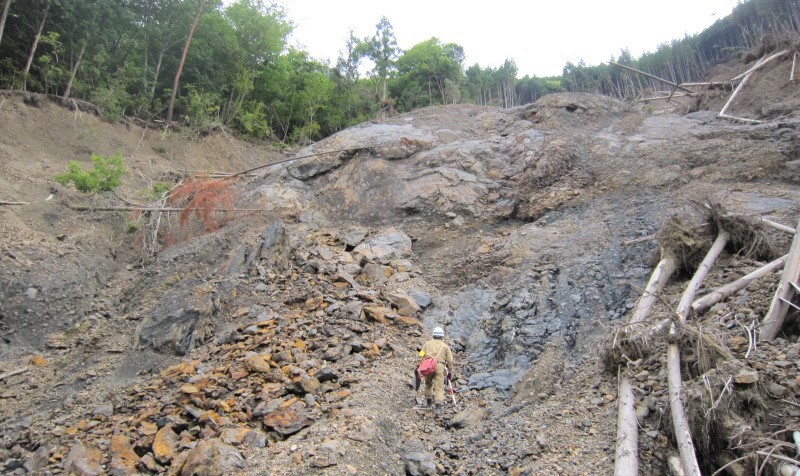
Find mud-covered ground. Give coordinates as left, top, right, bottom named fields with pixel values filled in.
left=1, top=43, right=800, bottom=476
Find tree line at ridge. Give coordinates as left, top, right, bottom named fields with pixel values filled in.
left=0, top=0, right=796, bottom=144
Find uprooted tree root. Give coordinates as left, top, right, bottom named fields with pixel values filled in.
left=708, top=204, right=780, bottom=261
left=658, top=214, right=711, bottom=276
left=601, top=317, right=732, bottom=374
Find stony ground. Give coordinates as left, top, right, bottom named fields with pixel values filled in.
left=1, top=42, right=800, bottom=476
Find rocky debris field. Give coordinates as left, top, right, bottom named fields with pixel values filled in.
left=2, top=47, right=800, bottom=475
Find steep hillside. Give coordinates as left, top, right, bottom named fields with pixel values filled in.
left=1, top=48, right=800, bottom=476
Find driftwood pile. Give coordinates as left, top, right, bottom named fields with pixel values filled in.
left=609, top=205, right=800, bottom=476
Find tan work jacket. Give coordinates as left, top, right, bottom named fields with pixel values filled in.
left=420, top=339, right=453, bottom=368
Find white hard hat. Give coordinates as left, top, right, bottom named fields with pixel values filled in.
left=432, top=326, right=444, bottom=337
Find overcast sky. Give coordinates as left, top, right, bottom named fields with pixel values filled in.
left=275, top=0, right=742, bottom=77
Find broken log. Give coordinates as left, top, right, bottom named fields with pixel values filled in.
left=0, top=201, right=29, bottom=206
left=760, top=217, right=796, bottom=235
left=692, top=255, right=788, bottom=313
left=730, top=49, right=789, bottom=82
left=717, top=114, right=763, bottom=124
left=628, top=256, right=677, bottom=332
left=614, top=375, right=639, bottom=476
left=610, top=62, right=696, bottom=95
left=227, top=146, right=365, bottom=179
left=69, top=205, right=268, bottom=212
left=668, top=229, right=730, bottom=476
left=719, top=70, right=756, bottom=118
left=638, top=93, right=692, bottom=102
left=719, top=49, right=789, bottom=123
left=0, top=367, right=28, bottom=380
left=676, top=230, right=731, bottom=323
left=667, top=343, right=700, bottom=476
left=760, top=217, right=800, bottom=341
left=614, top=253, right=677, bottom=475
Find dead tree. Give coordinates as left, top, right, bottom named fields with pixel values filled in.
left=21, top=0, right=51, bottom=91
left=692, top=255, right=788, bottom=313
left=761, top=217, right=800, bottom=341
left=0, top=0, right=11, bottom=48
left=614, top=250, right=677, bottom=475
left=668, top=229, right=730, bottom=476
left=166, top=0, right=209, bottom=123
left=628, top=253, right=677, bottom=336
left=614, top=374, right=639, bottom=476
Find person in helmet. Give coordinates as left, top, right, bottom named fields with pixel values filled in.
left=418, top=326, right=454, bottom=408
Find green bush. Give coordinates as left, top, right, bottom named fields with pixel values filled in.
left=55, top=152, right=126, bottom=193
left=152, top=182, right=171, bottom=196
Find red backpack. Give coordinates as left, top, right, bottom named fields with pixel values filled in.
left=417, top=357, right=437, bottom=377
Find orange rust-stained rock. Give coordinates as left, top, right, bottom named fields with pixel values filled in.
left=219, top=426, right=249, bottom=446
left=280, top=397, right=300, bottom=409
left=109, top=434, right=139, bottom=473
left=305, top=295, right=324, bottom=310
left=29, top=354, right=49, bottom=366
left=362, top=306, right=393, bottom=324
left=395, top=315, right=421, bottom=327
left=199, top=410, right=230, bottom=429
left=180, top=383, right=201, bottom=394
left=229, top=368, right=249, bottom=380
left=139, top=421, right=158, bottom=436
left=244, top=353, right=270, bottom=373
left=263, top=409, right=315, bottom=436
left=153, top=424, right=179, bottom=464
left=330, top=390, right=351, bottom=401
left=163, top=360, right=200, bottom=379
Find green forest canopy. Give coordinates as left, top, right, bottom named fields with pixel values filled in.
left=0, top=0, right=796, bottom=143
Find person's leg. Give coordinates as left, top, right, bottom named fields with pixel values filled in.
left=433, top=367, right=445, bottom=404
left=424, top=374, right=434, bottom=406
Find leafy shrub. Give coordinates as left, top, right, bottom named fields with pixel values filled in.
left=152, top=182, right=171, bottom=196
left=181, top=85, right=222, bottom=135
left=235, top=102, right=271, bottom=140
left=55, top=152, right=126, bottom=193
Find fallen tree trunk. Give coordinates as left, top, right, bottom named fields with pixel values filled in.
left=0, top=201, right=29, bottom=206
left=610, top=62, right=697, bottom=95
left=0, top=367, right=28, bottom=380
left=761, top=217, right=800, bottom=341
left=614, top=375, right=639, bottom=476
left=614, top=252, right=676, bottom=475
left=227, top=147, right=364, bottom=179
left=676, top=230, right=730, bottom=321
left=760, top=217, right=796, bottom=235
left=719, top=50, right=789, bottom=123
left=628, top=256, right=677, bottom=333
left=730, top=49, right=789, bottom=82
left=692, top=255, right=788, bottom=313
left=667, top=343, right=699, bottom=476
left=69, top=205, right=269, bottom=212
left=669, top=229, right=730, bottom=476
